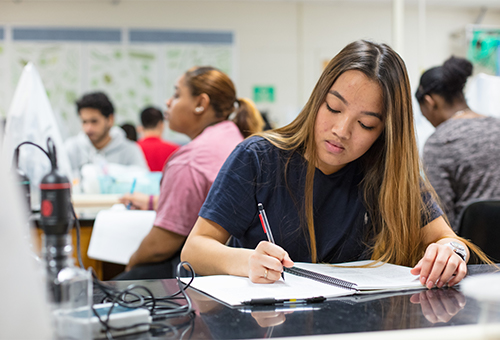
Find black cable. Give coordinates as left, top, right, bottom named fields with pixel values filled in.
left=149, top=312, right=196, bottom=339
left=71, top=203, right=196, bottom=338
left=88, top=264, right=196, bottom=339
left=91, top=285, right=155, bottom=337
left=70, top=205, right=85, bottom=269
left=18, top=138, right=198, bottom=339
left=13, top=141, right=51, bottom=164
left=13, top=142, right=51, bottom=213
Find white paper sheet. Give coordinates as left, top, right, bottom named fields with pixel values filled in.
left=183, top=273, right=352, bottom=307
left=182, top=260, right=424, bottom=307
left=87, top=205, right=156, bottom=264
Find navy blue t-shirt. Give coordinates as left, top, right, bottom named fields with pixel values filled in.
left=199, top=137, right=442, bottom=263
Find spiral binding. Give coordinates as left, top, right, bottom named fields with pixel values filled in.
left=284, top=266, right=359, bottom=291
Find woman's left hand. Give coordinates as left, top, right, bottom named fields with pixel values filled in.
left=410, top=242, right=467, bottom=289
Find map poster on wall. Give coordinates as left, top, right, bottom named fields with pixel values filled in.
left=87, top=44, right=161, bottom=126
left=1, top=28, right=235, bottom=145
left=162, top=44, right=233, bottom=143
left=164, top=44, right=233, bottom=97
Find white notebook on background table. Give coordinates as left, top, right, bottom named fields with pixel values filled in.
left=87, top=204, right=156, bottom=265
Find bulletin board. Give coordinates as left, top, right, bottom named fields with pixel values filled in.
left=0, top=27, right=235, bottom=143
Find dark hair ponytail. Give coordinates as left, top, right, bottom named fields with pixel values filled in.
left=442, top=56, right=473, bottom=97
left=233, top=98, right=264, bottom=138
left=415, top=56, right=473, bottom=104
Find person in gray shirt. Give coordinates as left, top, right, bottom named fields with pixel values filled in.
left=416, top=56, right=500, bottom=231
left=65, top=92, right=147, bottom=173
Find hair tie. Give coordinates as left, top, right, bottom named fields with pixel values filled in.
left=148, top=195, right=154, bottom=210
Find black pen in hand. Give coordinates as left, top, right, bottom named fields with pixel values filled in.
left=258, top=203, right=285, bottom=281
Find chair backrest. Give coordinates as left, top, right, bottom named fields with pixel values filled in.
left=457, top=199, right=500, bottom=262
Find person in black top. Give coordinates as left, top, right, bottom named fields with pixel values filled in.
left=182, top=40, right=489, bottom=289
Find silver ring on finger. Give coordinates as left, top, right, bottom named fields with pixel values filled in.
left=264, top=269, right=268, bottom=279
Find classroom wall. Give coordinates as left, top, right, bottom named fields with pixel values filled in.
left=1, top=1, right=500, bottom=148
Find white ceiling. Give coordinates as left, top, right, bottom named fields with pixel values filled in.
left=2, top=0, right=500, bottom=9
left=1, top=0, right=500, bottom=5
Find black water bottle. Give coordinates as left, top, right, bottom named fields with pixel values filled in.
left=39, top=140, right=73, bottom=236
left=39, top=139, right=76, bottom=305
left=39, top=168, right=72, bottom=235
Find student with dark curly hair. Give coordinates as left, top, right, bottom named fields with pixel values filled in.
left=416, top=56, right=500, bottom=231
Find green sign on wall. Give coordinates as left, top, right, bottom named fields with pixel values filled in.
left=253, top=85, right=275, bottom=103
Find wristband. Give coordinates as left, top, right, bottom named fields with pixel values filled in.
left=148, top=195, right=154, bottom=210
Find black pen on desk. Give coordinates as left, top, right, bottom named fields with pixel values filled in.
left=126, top=178, right=137, bottom=210
left=239, top=305, right=322, bottom=313
left=242, top=296, right=326, bottom=306
left=258, top=203, right=285, bottom=281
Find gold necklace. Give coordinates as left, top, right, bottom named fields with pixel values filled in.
left=451, top=109, right=471, bottom=119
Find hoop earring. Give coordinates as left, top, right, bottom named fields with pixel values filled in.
left=195, top=107, right=204, bottom=113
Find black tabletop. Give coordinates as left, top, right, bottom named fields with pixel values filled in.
left=93, top=264, right=499, bottom=339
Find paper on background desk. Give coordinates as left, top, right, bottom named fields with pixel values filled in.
left=87, top=204, right=156, bottom=264
left=72, top=194, right=122, bottom=208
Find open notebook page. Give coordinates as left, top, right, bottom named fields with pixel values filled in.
left=182, top=273, right=355, bottom=307
left=294, top=260, right=423, bottom=291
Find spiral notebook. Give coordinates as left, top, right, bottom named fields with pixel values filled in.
left=182, top=260, right=424, bottom=307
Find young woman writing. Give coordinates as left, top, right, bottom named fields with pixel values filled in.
left=181, top=40, right=484, bottom=288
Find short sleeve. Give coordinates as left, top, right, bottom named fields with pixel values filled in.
left=421, top=187, right=444, bottom=227
left=199, top=142, right=262, bottom=239
left=154, top=163, right=210, bottom=236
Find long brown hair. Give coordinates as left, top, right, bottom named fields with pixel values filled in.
left=184, top=66, right=264, bottom=137
left=259, top=40, right=480, bottom=266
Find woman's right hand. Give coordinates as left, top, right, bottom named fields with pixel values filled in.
left=119, top=192, right=151, bottom=210
left=249, top=241, right=294, bottom=283
left=251, top=310, right=292, bottom=328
